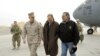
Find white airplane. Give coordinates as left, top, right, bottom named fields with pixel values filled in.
left=73, top=0, right=100, bottom=34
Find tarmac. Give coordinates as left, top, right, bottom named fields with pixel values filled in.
left=0, top=27, right=100, bottom=56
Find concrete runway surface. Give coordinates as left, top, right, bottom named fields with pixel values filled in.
left=0, top=28, right=100, bottom=56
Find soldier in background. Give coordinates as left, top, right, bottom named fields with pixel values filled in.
left=11, top=21, right=22, bottom=50
left=22, top=12, right=43, bottom=56
left=76, top=19, right=84, bottom=43
left=94, top=26, right=97, bottom=32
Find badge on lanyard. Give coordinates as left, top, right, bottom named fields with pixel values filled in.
left=69, top=26, right=72, bottom=30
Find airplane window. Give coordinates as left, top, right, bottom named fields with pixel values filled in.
left=83, top=5, right=92, bottom=15
left=88, top=9, right=92, bottom=14
left=84, top=5, right=92, bottom=10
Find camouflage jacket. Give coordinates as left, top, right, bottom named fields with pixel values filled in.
left=11, top=25, right=22, bottom=36
left=22, top=21, right=43, bottom=44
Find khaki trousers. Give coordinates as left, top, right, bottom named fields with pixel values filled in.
left=28, top=43, right=38, bottom=56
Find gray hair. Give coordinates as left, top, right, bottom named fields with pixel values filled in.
left=28, top=12, right=34, bottom=17
left=63, top=12, right=70, bottom=20
left=47, top=14, right=54, bottom=20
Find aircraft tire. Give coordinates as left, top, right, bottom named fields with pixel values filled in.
left=87, top=29, right=94, bottom=34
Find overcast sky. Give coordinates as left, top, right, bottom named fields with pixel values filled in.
left=0, top=0, right=85, bottom=26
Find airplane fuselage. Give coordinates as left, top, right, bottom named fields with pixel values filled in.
left=73, top=0, right=100, bottom=27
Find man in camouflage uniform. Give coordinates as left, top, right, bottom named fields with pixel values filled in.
left=11, top=21, right=22, bottom=50
left=22, top=12, right=43, bottom=56
left=76, top=19, right=84, bottom=43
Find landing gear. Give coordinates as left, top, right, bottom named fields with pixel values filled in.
left=87, top=28, right=94, bottom=34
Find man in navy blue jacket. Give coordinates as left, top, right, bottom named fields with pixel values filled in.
left=58, top=12, right=79, bottom=56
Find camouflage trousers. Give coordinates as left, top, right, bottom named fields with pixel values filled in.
left=12, top=35, right=21, bottom=48
left=28, top=43, right=39, bottom=56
